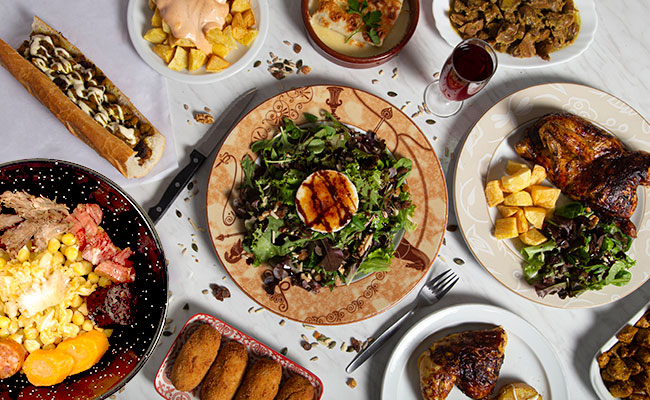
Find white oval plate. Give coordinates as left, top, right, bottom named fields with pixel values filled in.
left=381, top=304, right=567, bottom=400
left=432, top=0, right=597, bottom=68
left=589, top=301, right=650, bottom=399
left=454, top=83, right=650, bottom=308
left=127, top=0, right=268, bottom=84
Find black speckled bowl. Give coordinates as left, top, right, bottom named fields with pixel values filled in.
left=0, top=159, right=167, bottom=400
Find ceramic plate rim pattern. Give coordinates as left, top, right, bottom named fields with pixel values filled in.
left=381, top=303, right=568, bottom=400
left=453, top=82, right=650, bottom=308
left=432, top=0, right=597, bottom=68
left=205, top=84, right=447, bottom=324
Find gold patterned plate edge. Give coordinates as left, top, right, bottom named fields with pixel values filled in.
left=205, top=85, right=447, bottom=324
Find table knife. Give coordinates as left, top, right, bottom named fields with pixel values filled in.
left=147, top=88, right=257, bottom=223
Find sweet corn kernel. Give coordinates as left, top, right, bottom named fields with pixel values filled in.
left=47, top=238, right=61, bottom=253
left=78, top=302, right=89, bottom=316
left=0, top=316, right=10, bottom=329
left=39, top=332, right=55, bottom=345
left=62, top=323, right=80, bottom=338
left=65, top=259, right=73, bottom=267
left=9, top=332, right=24, bottom=344
left=42, top=343, right=55, bottom=350
left=72, top=261, right=93, bottom=276
left=61, top=233, right=76, bottom=246
left=23, top=339, right=41, bottom=353
left=0, top=257, right=6, bottom=268
left=60, top=309, right=74, bottom=324
left=71, top=294, right=83, bottom=308
left=82, top=320, right=94, bottom=332
left=24, top=327, right=39, bottom=340
left=17, top=247, right=30, bottom=262
left=64, top=246, right=79, bottom=262
left=52, top=251, right=65, bottom=265
left=72, top=311, right=85, bottom=326
left=103, top=329, right=113, bottom=338
left=87, top=272, right=100, bottom=283
left=98, top=276, right=112, bottom=287
left=8, top=320, right=19, bottom=334
left=0, top=328, right=9, bottom=338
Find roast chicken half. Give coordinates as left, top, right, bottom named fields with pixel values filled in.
left=418, top=327, right=507, bottom=400
left=515, top=112, right=650, bottom=237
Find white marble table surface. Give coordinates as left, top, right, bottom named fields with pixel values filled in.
left=5, top=0, right=650, bottom=399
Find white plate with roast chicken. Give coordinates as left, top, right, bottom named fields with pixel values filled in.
left=454, top=83, right=650, bottom=308
left=381, top=303, right=567, bottom=399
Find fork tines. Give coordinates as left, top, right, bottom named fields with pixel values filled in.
left=428, top=269, right=459, bottom=299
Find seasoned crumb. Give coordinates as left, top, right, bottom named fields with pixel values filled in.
left=299, top=65, right=311, bottom=75
left=194, top=112, right=214, bottom=124
left=347, top=378, right=357, bottom=388
left=183, top=104, right=189, bottom=110
left=203, top=106, right=211, bottom=113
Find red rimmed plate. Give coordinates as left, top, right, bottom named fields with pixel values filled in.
left=205, top=85, right=447, bottom=324
left=154, top=313, right=323, bottom=400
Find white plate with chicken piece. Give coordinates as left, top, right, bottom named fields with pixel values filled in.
left=432, top=0, right=597, bottom=68
left=381, top=303, right=568, bottom=400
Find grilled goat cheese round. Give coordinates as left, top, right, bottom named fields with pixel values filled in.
left=295, top=170, right=359, bottom=233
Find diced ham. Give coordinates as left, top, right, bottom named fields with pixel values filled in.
left=95, top=260, right=135, bottom=283
left=113, top=248, right=133, bottom=265
left=81, top=231, right=117, bottom=265
left=75, top=229, right=86, bottom=250
left=66, top=214, right=84, bottom=236
left=71, top=205, right=99, bottom=237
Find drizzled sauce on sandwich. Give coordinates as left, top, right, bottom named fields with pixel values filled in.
left=157, top=0, right=229, bottom=54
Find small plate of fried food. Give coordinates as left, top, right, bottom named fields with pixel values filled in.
left=154, top=313, right=323, bottom=400
left=433, top=0, right=597, bottom=68
left=127, top=0, right=268, bottom=83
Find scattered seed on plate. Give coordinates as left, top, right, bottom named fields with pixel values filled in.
left=454, top=257, right=465, bottom=265
left=301, top=334, right=309, bottom=342
left=310, top=356, right=319, bottom=362
left=296, top=59, right=303, bottom=69
left=269, top=51, right=275, bottom=58
left=443, top=237, right=447, bottom=246
left=328, top=341, right=337, bottom=349
left=426, top=119, right=436, bottom=125
left=350, top=337, right=362, bottom=352
left=279, top=319, right=286, bottom=326
left=433, top=136, right=438, bottom=141
left=293, top=43, right=302, bottom=53
left=311, top=341, right=319, bottom=347
left=313, top=331, right=322, bottom=339
left=392, top=67, right=398, bottom=74
left=281, top=347, right=288, bottom=355
left=201, top=289, right=209, bottom=295
left=181, top=248, right=188, bottom=256
left=411, top=111, right=422, bottom=118
left=175, top=209, right=182, bottom=218
left=191, top=242, right=198, bottom=252
left=182, top=303, right=189, bottom=310
left=301, top=341, right=312, bottom=351
left=183, top=104, right=189, bottom=110
left=406, top=100, right=411, bottom=105
left=418, top=104, right=424, bottom=113
left=433, top=71, right=440, bottom=78
left=253, top=60, right=261, bottom=68
left=347, top=378, right=357, bottom=388
left=400, top=104, right=406, bottom=111
left=387, top=91, right=397, bottom=97
left=248, top=307, right=255, bottom=313
left=163, top=331, right=173, bottom=337
left=222, top=275, right=227, bottom=280
left=203, top=106, right=211, bottom=113
left=378, top=69, right=384, bottom=75
left=371, top=79, right=378, bottom=84
left=303, top=324, right=316, bottom=330
left=340, top=342, right=348, bottom=351
left=283, top=40, right=291, bottom=45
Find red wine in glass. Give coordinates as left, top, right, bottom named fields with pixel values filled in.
left=440, top=42, right=495, bottom=101
left=423, top=38, right=497, bottom=117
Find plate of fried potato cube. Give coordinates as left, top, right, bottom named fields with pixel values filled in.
left=454, top=83, right=650, bottom=308
left=127, top=0, right=268, bottom=83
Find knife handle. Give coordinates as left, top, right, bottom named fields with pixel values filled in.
left=148, top=149, right=206, bottom=224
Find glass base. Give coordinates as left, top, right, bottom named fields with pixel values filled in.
left=423, top=79, right=463, bottom=118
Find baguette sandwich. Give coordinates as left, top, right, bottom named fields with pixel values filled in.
left=0, top=16, right=165, bottom=179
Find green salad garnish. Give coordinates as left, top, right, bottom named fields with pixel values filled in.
left=521, top=202, right=635, bottom=298
left=233, top=112, right=416, bottom=293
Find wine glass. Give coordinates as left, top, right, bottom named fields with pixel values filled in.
left=424, top=38, right=498, bottom=117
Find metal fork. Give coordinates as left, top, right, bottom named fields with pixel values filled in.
left=345, top=268, right=459, bottom=373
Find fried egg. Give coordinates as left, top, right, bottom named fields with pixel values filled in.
left=295, top=170, right=359, bottom=233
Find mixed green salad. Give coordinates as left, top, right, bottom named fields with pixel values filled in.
left=233, top=112, right=416, bottom=293
left=521, top=202, right=635, bottom=299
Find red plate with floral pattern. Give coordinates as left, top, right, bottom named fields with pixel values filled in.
left=154, top=313, right=323, bottom=400
left=205, top=85, right=447, bottom=325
